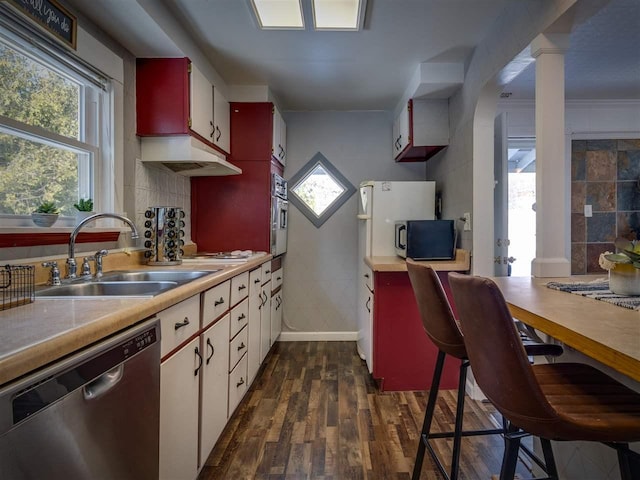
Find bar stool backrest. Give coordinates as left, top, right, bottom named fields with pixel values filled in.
left=448, top=273, right=558, bottom=433
left=407, top=260, right=467, bottom=359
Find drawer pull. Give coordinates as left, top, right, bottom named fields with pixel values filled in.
left=237, top=313, right=246, bottom=321
left=277, top=276, right=282, bottom=281
left=214, top=297, right=225, bottom=306
left=265, top=269, right=271, bottom=274
left=254, top=278, right=261, bottom=284
left=237, top=342, right=246, bottom=351
left=174, top=317, right=190, bottom=330
left=236, top=377, right=245, bottom=388
left=238, top=284, right=247, bottom=291
left=206, top=337, right=215, bottom=365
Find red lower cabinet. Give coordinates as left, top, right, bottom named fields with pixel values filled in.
left=373, top=271, right=460, bottom=391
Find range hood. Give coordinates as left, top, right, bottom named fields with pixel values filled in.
left=140, top=136, right=242, bottom=176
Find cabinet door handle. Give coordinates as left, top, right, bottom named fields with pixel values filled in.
left=194, top=346, right=203, bottom=376
left=215, top=126, right=221, bottom=142
left=174, top=317, right=190, bottom=330
left=206, top=337, right=214, bottom=365
left=209, top=120, right=214, bottom=138
left=366, top=297, right=371, bottom=313
left=364, top=273, right=369, bottom=279
left=237, top=342, right=246, bottom=351
left=237, top=313, right=246, bottom=321
left=236, top=377, right=245, bottom=388
left=214, top=297, right=225, bottom=306
left=238, top=284, right=247, bottom=291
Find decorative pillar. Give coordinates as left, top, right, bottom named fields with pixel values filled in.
left=531, top=33, right=571, bottom=277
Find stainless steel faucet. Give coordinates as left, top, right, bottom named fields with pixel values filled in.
left=66, top=213, right=139, bottom=279
left=87, top=249, right=109, bottom=278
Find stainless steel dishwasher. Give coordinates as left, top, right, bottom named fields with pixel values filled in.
left=0, top=317, right=160, bottom=480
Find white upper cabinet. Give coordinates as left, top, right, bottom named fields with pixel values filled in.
left=190, top=63, right=231, bottom=154
left=392, top=101, right=410, bottom=157
left=393, top=98, right=449, bottom=162
left=189, top=63, right=214, bottom=142
left=272, top=105, right=287, bottom=166
left=213, top=86, right=230, bottom=154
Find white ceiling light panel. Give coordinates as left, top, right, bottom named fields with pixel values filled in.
left=312, top=0, right=365, bottom=30
left=251, top=0, right=304, bottom=29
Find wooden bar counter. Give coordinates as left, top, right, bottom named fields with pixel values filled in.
left=492, top=275, right=640, bottom=383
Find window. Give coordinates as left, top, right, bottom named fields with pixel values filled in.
left=288, top=152, right=356, bottom=227
left=0, top=12, right=109, bottom=221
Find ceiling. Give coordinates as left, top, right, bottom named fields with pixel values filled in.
left=66, top=0, right=640, bottom=111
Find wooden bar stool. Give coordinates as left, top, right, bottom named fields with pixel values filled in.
left=406, top=260, right=563, bottom=480
left=448, top=273, right=640, bottom=480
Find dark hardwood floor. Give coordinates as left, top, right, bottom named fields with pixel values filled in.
left=198, top=341, right=533, bottom=480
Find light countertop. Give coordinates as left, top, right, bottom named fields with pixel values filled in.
left=0, top=254, right=271, bottom=387
left=365, top=249, right=470, bottom=272
left=492, top=275, right=640, bottom=383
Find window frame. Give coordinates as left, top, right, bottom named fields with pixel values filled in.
left=0, top=9, right=112, bottom=226
left=288, top=152, right=356, bottom=228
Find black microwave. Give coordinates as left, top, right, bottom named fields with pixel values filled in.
left=394, top=220, right=456, bottom=260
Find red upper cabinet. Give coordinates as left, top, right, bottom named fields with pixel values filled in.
left=136, top=57, right=190, bottom=136
left=191, top=102, right=283, bottom=253
left=229, top=102, right=273, bottom=161
left=136, top=58, right=230, bottom=154
left=393, top=98, right=449, bottom=162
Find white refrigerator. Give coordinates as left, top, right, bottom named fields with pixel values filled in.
left=356, top=180, right=436, bottom=372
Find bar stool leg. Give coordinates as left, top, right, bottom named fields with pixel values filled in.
left=449, top=360, right=469, bottom=480
left=540, top=438, right=558, bottom=479
left=613, top=443, right=640, bottom=480
left=499, top=425, right=522, bottom=480
left=412, top=350, right=446, bottom=480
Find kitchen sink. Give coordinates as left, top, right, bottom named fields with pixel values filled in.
left=99, top=270, right=217, bottom=284
left=36, top=270, right=219, bottom=298
left=36, top=281, right=178, bottom=298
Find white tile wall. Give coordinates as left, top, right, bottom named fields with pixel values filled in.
left=134, top=160, right=192, bottom=244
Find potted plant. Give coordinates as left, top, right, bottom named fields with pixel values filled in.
left=31, top=201, right=60, bottom=227
left=74, top=198, right=95, bottom=225
left=599, top=237, right=640, bottom=295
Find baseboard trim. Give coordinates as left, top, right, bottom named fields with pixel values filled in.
left=278, top=331, right=358, bottom=342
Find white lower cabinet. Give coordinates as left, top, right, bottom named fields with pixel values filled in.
left=199, top=314, right=230, bottom=466
left=228, top=352, right=248, bottom=416
left=271, top=289, right=282, bottom=345
left=259, top=280, right=271, bottom=362
left=159, top=264, right=283, bottom=479
left=160, top=336, right=200, bottom=480
left=247, top=268, right=263, bottom=383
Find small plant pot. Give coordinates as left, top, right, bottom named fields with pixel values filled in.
left=31, top=213, right=59, bottom=227
left=609, top=264, right=640, bottom=296
left=75, top=211, right=95, bottom=226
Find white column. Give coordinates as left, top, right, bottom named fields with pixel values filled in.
left=531, top=33, right=571, bottom=278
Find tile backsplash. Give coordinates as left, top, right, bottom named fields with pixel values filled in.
left=134, top=160, right=192, bottom=244
left=571, top=139, right=640, bottom=274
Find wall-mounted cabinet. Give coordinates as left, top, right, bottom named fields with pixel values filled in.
left=393, top=98, right=449, bottom=162
left=136, top=57, right=230, bottom=155
left=192, top=102, right=283, bottom=252
left=272, top=105, right=287, bottom=166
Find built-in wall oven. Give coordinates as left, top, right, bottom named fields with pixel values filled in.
left=271, top=173, right=288, bottom=256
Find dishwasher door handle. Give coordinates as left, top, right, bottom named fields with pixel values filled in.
left=83, top=364, right=124, bottom=400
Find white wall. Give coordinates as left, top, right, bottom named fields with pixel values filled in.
left=282, top=111, right=424, bottom=335
left=426, top=0, right=580, bottom=275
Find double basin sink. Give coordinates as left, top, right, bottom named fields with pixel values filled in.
left=36, top=270, right=219, bottom=298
